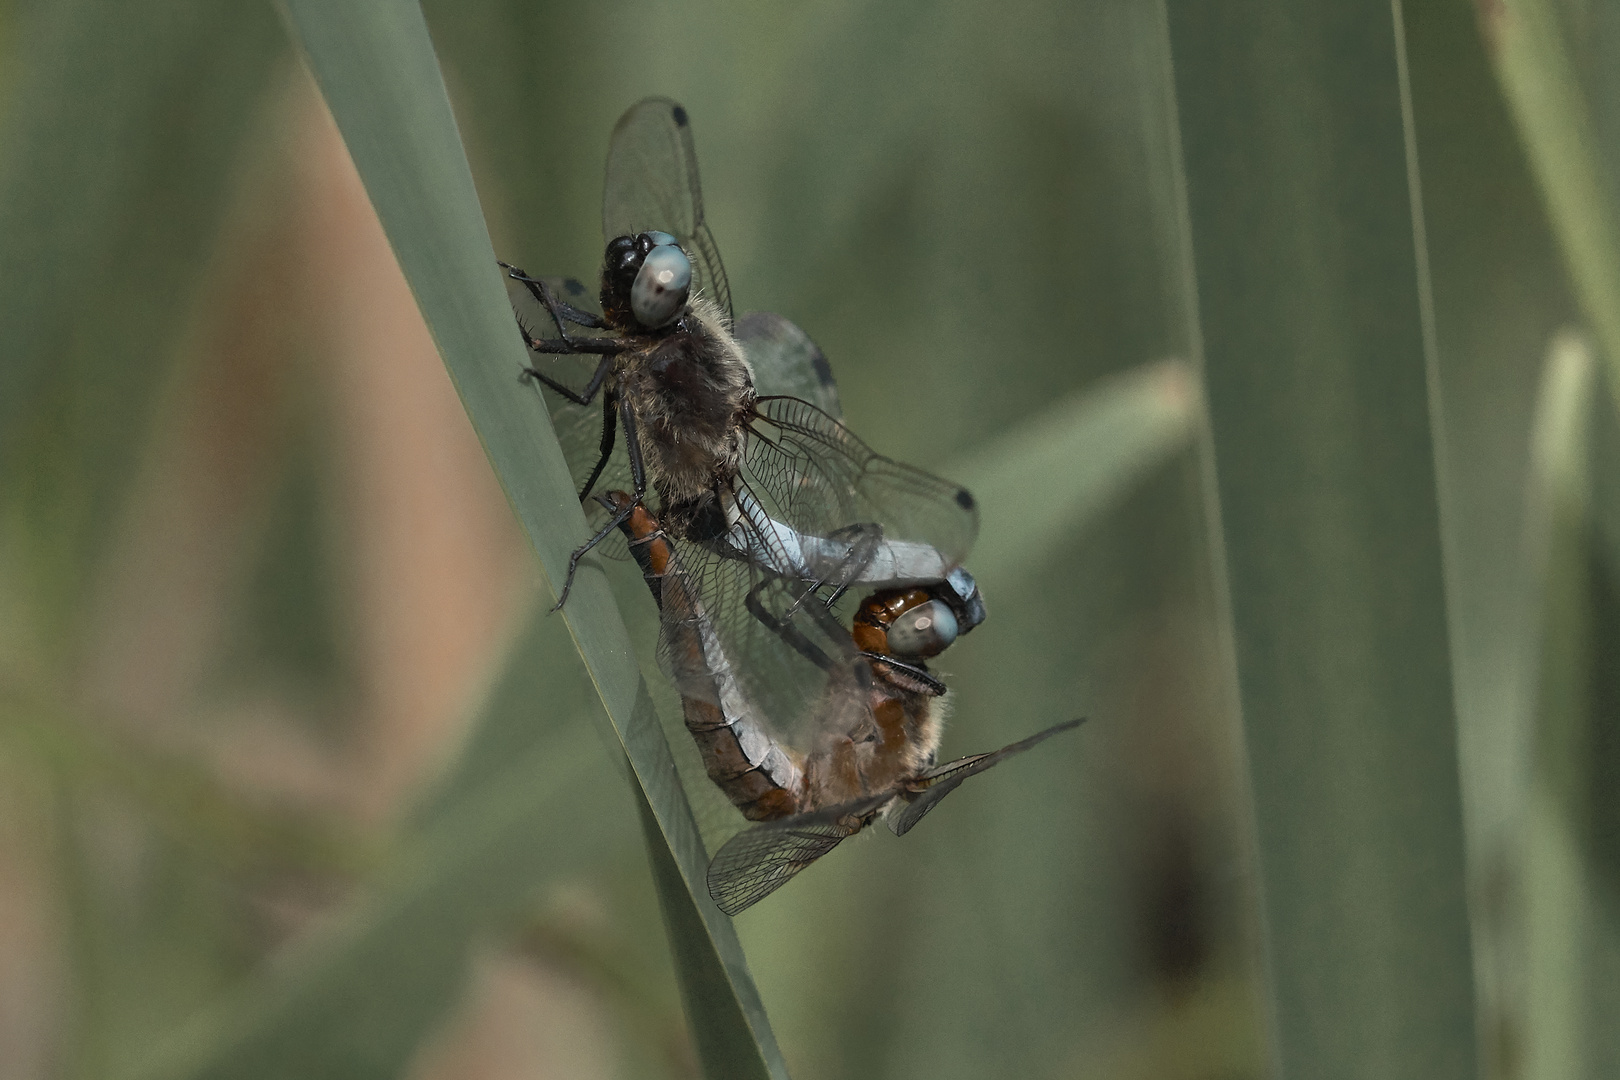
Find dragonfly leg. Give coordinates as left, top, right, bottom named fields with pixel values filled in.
left=575, top=391, right=618, bottom=502
left=553, top=502, right=637, bottom=612
left=523, top=337, right=632, bottom=355
left=552, top=399, right=649, bottom=611
left=857, top=652, right=946, bottom=696
left=521, top=353, right=612, bottom=405
left=503, top=265, right=631, bottom=360
left=620, top=394, right=648, bottom=498
left=774, top=523, right=883, bottom=622
left=744, top=578, right=839, bottom=673
left=502, top=262, right=607, bottom=333
left=816, top=523, right=882, bottom=608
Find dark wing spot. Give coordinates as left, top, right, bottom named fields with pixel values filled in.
left=672, top=104, right=689, bottom=126
left=955, top=488, right=976, bottom=511
left=812, top=349, right=835, bottom=388
left=565, top=278, right=585, bottom=296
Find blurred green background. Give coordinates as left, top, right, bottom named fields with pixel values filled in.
left=0, top=0, right=1616, bottom=1077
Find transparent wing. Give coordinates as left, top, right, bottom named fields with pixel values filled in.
left=602, top=98, right=732, bottom=328
left=659, top=538, right=865, bottom=745
left=736, top=312, right=842, bottom=419
left=505, top=272, right=606, bottom=395
left=743, top=396, right=979, bottom=577
left=506, top=273, right=634, bottom=555
left=886, top=719, right=1084, bottom=837
left=707, top=793, right=890, bottom=915
left=651, top=398, right=977, bottom=742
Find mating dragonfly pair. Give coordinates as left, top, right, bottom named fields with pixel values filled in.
left=503, top=98, right=1079, bottom=915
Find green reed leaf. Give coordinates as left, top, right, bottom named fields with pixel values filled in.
left=165, top=3, right=795, bottom=1078
left=1164, top=0, right=1478, bottom=1073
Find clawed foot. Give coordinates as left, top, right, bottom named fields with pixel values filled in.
left=498, top=260, right=539, bottom=284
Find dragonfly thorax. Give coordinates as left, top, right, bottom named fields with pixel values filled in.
left=618, top=297, right=754, bottom=508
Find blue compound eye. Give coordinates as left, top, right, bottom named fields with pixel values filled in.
left=630, top=244, right=691, bottom=328
left=886, top=600, right=959, bottom=659
left=642, top=230, right=678, bottom=248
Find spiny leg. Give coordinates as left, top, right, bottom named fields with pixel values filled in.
left=521, top=353, right=612, bottom=405
left=501, top=262, right=606, bottom=334
left=552, top=504, right=636, bottom=611
left=810, top=523, right=883, bottom=610
left=576, top=390, right=618, bottom=502
left=856, top=653, right=946, bottom=695
left=718, top=501, right=864, bottom=666
left=553, top=396, right=649, bottom=610
left=744, top=577, right=839, bottom=673
left=725, top=492, right=882, bottom=625
left=501, top=265, right=631, bottom=368
left=757, top=521, right=883, bottom=640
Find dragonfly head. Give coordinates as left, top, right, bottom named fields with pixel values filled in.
left=853, top=568, right=986, bottom=675
left=601, top=231, right=691, bottom=333
left=854, top=588, right=959, bottom=663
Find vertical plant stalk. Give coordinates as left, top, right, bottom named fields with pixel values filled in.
left=1163, top=0, right=1478, bottom=1074
left=275, top=2, right=788, bottom=1077
left=1485, top=0, right=1620, bottom=416
left=1516, top=331, right=1620, bottom=1079
left=1518, top=331, right=1594, bottom=1080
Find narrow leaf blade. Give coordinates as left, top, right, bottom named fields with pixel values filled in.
left=265, top=3, right=789, bottom=1077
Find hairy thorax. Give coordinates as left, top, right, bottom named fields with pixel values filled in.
left=799, top=679, right=946, bottom=812
left=615, top=298, right=754, bottom=509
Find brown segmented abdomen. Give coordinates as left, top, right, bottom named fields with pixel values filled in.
left=607, top=494, right=807, bottom=822
left=605, top=490, right=948, bottom=826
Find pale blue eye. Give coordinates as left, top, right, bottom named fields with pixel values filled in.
left=631, top=245, right=692, bottom=328
left=886, top=600, right=959, bottom=659
left=643, top=230, right=678, bottom=248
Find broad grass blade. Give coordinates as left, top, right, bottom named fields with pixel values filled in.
left=1163, top=0, right=1478, bottom=1072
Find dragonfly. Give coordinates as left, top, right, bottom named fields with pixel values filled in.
left=606, top=488, right=1082, bottom=916
left=501, top=97, right=979, bottom=747
left=594, top=245, right=1075, bottom=913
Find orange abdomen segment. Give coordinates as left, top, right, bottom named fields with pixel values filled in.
left=683, top=697, right=802, bottom=821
